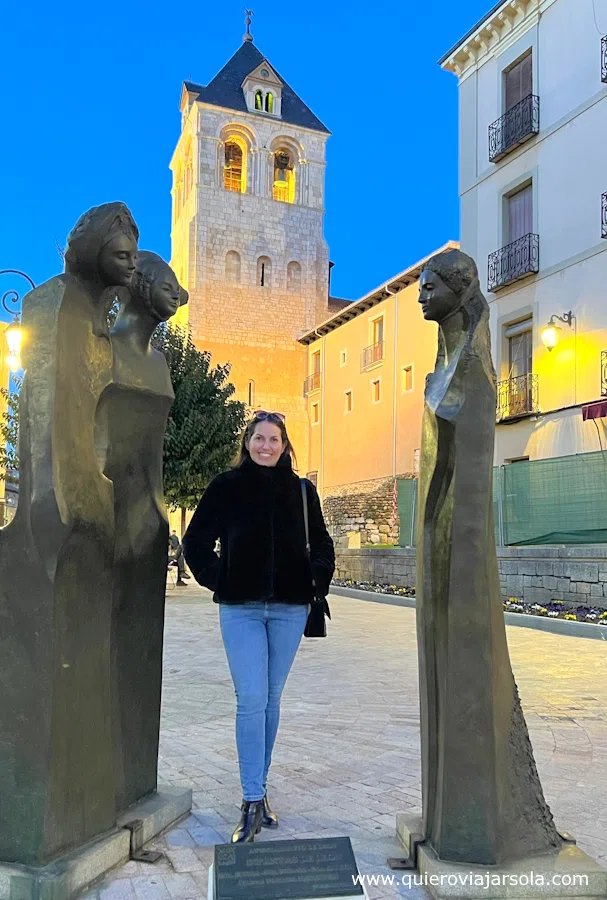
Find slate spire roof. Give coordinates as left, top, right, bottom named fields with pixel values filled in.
left=184, top=41, right=329, bottom=134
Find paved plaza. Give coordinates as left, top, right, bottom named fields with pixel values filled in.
left=84, top=585, right=607, bottom=900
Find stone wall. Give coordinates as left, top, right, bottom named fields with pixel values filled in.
left=334, top=546, right=607, bottom=610
left=324, top=477, right=399, bottom=549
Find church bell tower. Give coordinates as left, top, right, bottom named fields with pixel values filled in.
left=169, top=18, right=331, bottom=467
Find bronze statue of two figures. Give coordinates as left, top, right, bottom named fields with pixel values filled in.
left=0, top=210, right=560, bottom=874
left=0, top=203, right=187, bottom=866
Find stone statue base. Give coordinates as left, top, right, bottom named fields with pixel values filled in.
left=396, top=814, right=607, bottom=900
left=0, top=787, right=192, bottom=900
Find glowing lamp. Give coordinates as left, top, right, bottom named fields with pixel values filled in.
left=540, top=323, right=560, bottom=351
left=541, top=311, right=574, bottom=352
left=5, top=318, right=22, bottom=370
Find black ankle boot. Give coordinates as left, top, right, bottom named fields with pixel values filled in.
left=231, top=800, right=264, bottom=843
left=261, top=793, right=279, bottom=829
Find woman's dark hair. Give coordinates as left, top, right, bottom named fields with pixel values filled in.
left=235, top=413, right=298, bottom=469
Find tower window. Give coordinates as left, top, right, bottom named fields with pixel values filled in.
left=255, top=90, right=263, bottom=110
left=340, top=350, right=347, bottom=367
left=311, top=402, right=320, bottom=425
left=225, top=251, right=241, bottom=283
left=287, top=261, right=302, bottom=292
left=224, top=140, right=244, bottom=193
left=265, top=92, right=274, bottom=113
left=372, top=379, right=381, bottom=404
left=257, top=256, right=271, bottom=288
left=248, top=380, right=255, bottom=406
left=344, top=390, right=353, bottom=414
left=273, top=150, right=295, bottom=203
left=402, top=364, right=413, bottom=393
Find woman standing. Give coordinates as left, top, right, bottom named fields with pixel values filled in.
left=183, top=412, right=334, bottom=843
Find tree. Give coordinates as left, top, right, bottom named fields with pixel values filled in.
left=152, top=325, right=247, bottom=530
left=0, top=375, right=21, bottom=482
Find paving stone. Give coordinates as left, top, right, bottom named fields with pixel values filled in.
left=85, top=586, right=607, bottom=899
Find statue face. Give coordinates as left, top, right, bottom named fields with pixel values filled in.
left=149, top=271, right=181, bottom=321
left=418, top=270, right=459, bottom=322
left=98, top=233, right=138, bottom=287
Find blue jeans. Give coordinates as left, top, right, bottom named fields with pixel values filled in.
left=219, top=601, right=308, bottom=801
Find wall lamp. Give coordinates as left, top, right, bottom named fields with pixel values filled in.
left=540, top=311, right=575, bottom=351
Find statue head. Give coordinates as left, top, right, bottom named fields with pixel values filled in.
left=64, top=202, right=139, bottom=287
left=419, top=249, right=480, bottom=323
left=130, top=251, right=188, bottom=323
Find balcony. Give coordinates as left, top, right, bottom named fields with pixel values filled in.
left=488, top=95, right=540, bottom=163
left=496, top=374, right=539, bottom=423
left=361, top=341, right=385, bottom=372
left=487, top=233, right=539, bottom=292
left=602, top=192, right=607, bottom=239
left=303, top=372, right=321, bottom=397
left=602, top=35, right=607, bottom=83
left=602, top=351, right=607, bottom=398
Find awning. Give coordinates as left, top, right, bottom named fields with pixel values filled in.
left=582, top=400, right=607, bottom=421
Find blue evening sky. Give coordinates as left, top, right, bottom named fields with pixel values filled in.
left=0, top=0, right=490, bottom=315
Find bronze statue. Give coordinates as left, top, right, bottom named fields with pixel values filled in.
left=0, top=203, right=138, bottom=865
left=101, top=251, right=187, bottom=811
left=416, top=249, right=561, bottom=865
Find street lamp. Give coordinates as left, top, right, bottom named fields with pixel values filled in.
left=540, top=310, right=575, bottom=351
left=0, top=270, right=34, bottom=371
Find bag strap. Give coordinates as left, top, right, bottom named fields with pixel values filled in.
left=300, top=478, right=311, bottom=556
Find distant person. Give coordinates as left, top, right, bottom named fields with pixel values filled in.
left=183, top=412, right=334, bottom=843
left=168, top=531, right=189, bottom=585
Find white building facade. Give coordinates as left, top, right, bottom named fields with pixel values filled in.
left=441, top=0, right=607, bottom=466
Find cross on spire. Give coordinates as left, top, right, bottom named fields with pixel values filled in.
left=244, top=9, right=254, bottom=42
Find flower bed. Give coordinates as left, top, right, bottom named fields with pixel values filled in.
left=332, top=579, right=607, bottom=626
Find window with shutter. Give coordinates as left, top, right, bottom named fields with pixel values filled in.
left=504, top=52, right=532, bottom=110
left=508, top=184, right=533, bottom=242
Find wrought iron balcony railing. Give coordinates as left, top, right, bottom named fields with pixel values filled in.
left=496, top=374, right=539, bottom=423
left=602, top=192, right=607, bottom=239
left=602, top=351, right=607, bottom=398
left=361, top=341, right=385, bottom=372
left=487, top=233, right=539, bottom=292
left=602, top=35, right=607, bottom=83
left=489, top=94, right=540, bottom=163
left=303, top=372, right=321, bottom=396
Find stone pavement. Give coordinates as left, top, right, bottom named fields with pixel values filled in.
left=84, top=584, right=607, bottom=900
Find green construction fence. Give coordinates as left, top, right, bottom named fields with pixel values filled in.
left=398, top=450, right=607, bottom=547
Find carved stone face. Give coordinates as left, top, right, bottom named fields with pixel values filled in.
left=149, top=270, right=181, bottom=321
left=98, top=233, right=138, bottom=287
left=418, top=270, right=459, bottom=322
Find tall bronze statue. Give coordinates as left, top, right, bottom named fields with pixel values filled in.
left=101, top=252, right=187, bottom=811
left=416, top=249, right=561, bottom=865
left=0, top=204, right=139, bottom=864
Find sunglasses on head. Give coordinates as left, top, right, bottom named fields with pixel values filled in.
left=254, top=410, right=286, bottom=422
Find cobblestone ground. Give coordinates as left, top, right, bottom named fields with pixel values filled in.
left=84, top=585, right=607, bottom=900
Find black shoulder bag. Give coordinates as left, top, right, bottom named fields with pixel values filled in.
left=301, top=478, right=331, bottom=638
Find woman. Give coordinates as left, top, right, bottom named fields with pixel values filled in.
left=416, top=249, right=560, bottom=865
left=183, top=412, right=335, bottom=843
left=102, top=251, right=187, bottom=811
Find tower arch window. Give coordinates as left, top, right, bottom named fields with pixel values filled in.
left=248, top=380, right=255, bottom=406
left=255, top=90, right=263, bottom=110
left=287, top=261, right=302, bottom=292
left=273, top=149, right=295, bottom=203
left=225, top=251, right=241, bottom=283
left=257, top=256, right=271, bottom=288
left=265, top=92, right=274, bottom=113
left=224, top=139, right=245, bottom=193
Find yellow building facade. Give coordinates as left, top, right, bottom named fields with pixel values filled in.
left=299, top=243, right=457, bottom=547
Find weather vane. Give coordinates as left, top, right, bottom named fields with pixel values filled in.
left=244, top=8, right=254, bottom=42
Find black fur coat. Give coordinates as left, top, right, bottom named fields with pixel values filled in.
left=183, top=454, right=335, bottom=604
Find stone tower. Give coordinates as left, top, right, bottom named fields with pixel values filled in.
left=170, top=30, right=333, bottom=468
